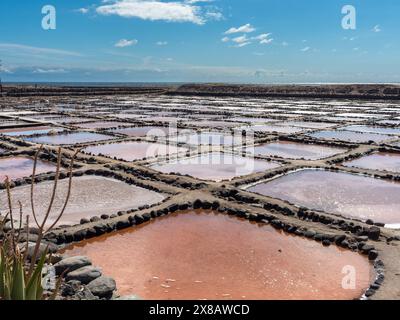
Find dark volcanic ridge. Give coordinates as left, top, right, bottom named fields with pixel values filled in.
left=2, top=83, right=400, bottom=99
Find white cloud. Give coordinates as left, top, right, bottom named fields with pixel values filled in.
left=252, top=33, right=273, bottom=45
left=224, top=23, right=255, bottom=34
left=97, top=0, right=205, bottom=24
left=300, top=46, right=310, bottom=52
left=235, top=42, right=251, bottom=48
left=115, top=39, right=138, bottom=47
left=232, top=35, right=249, bottom=44
left=33, top=68, right=67, bottom=74
left=372, top=24, right=381, bottom=32
left=76, top=8, right=89, bottom=14
left=185, top=0, right=214, bottom=3
left=0, top=66, right=13, bottom=74
left=205, top=11, right=223, bottom=21
left=252, top=33, right=270, bottom=40
left=260, top=38, right=273, bottom=45
left=156, top=41, right=168, bottom=46
left=0, top=43, right=82, bottom=57
left=222, top=31, right=273, bottom=47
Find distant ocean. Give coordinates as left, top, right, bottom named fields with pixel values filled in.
left=3, top=82, right=184, bottom=87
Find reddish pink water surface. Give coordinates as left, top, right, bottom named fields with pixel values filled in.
left=0, top=157, right=55, bottom=181
left=308, top=130, right=392, bottom=143
left=73, top=121, right=129, bottom=129
left=151, top=152, right=280, bottom=181
left=344, top=152, right=400, bottom=173
left=64, top=210, right=372, bottom=300
left=247, top=169, right=400, bottom=225
left=248, top=141, right=346, bottom=160
left=109, top=126, right=171, bottom=137
left=84, top=141, right=187, bottom=161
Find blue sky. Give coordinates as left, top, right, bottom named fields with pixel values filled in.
left=0, top=0, right=399, bottom=83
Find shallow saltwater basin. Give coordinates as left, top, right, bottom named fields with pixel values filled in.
left=143, top=116, right=187, bottom=123
left=239, top=125, right=307, bottom=134
left=0, top=176, right=165, bottom=226
left=73, top=121, right=129, bottom=129
left=174, top=132, right=244, bottom=146
left=54, top=117, right=97, bottom=124
left=184, top=120, right=240, bottom=128
left=341, top=125, right=400, bottom=136
left=150, top=152, right=280, bottom=181
left=25, top=132, right=114, bottom=145
left=281, top=121, right=337, bottom=129
left=0, top=156, right=56, bottom=181
left=227, top=117, right=277, bottom=124
left=0, top=126, right=62, bottom=136
left=247, top=141, right=346, bottom=160
left=343, top=152, right=400, bottom=173
left=308, top=130, right=392, bottom=143
left=246, top=169, right=400, bottom=226
left=84, top=141, right=187, bottom=161
left=108, top=126, right=171, bottom=138
left=63, top=210, right=372, bottom=300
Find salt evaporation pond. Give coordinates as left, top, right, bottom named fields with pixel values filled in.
left=308, top=130, right=392, bottom=143
left=174, top=132, right=244, bottom=146
left=84, top=141, right=187, bottom=161
left=341, top=125, right=400, bottom=136
left=227, top=117, right=277, bottom=124
left=246, top=169, right=400, bottom=226
left=0, top=157, right=56, bottom=181
left=184, top=120, right=241, bottom=128
left=344, top=152, right=400, bottom=173
left=247, top=141, right=346, bottom=160
left=151, top=152, right=280, bottom=181
left=73, top=121, right=129, bottom=129
left=63, top=210, right=372, bottom=300
left=239, top=125, right=306, bottom=134
left=0, top=176, right=165, bottom=226
left=0, top=126, right=62, bottom=136
left=25, top=132, right=113, bottom=145
left=109, top=126, right=171, bottom=138
left=55, top=117, right=97, bottom=124
left=281, top=121, right=337, bottom=129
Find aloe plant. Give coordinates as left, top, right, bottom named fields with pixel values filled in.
left=0, top=146, right=79, bottom=300
left=0, top=244, right=47, bottom=300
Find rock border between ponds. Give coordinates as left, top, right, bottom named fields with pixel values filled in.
left=52, top=255, right=117, bottom=300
